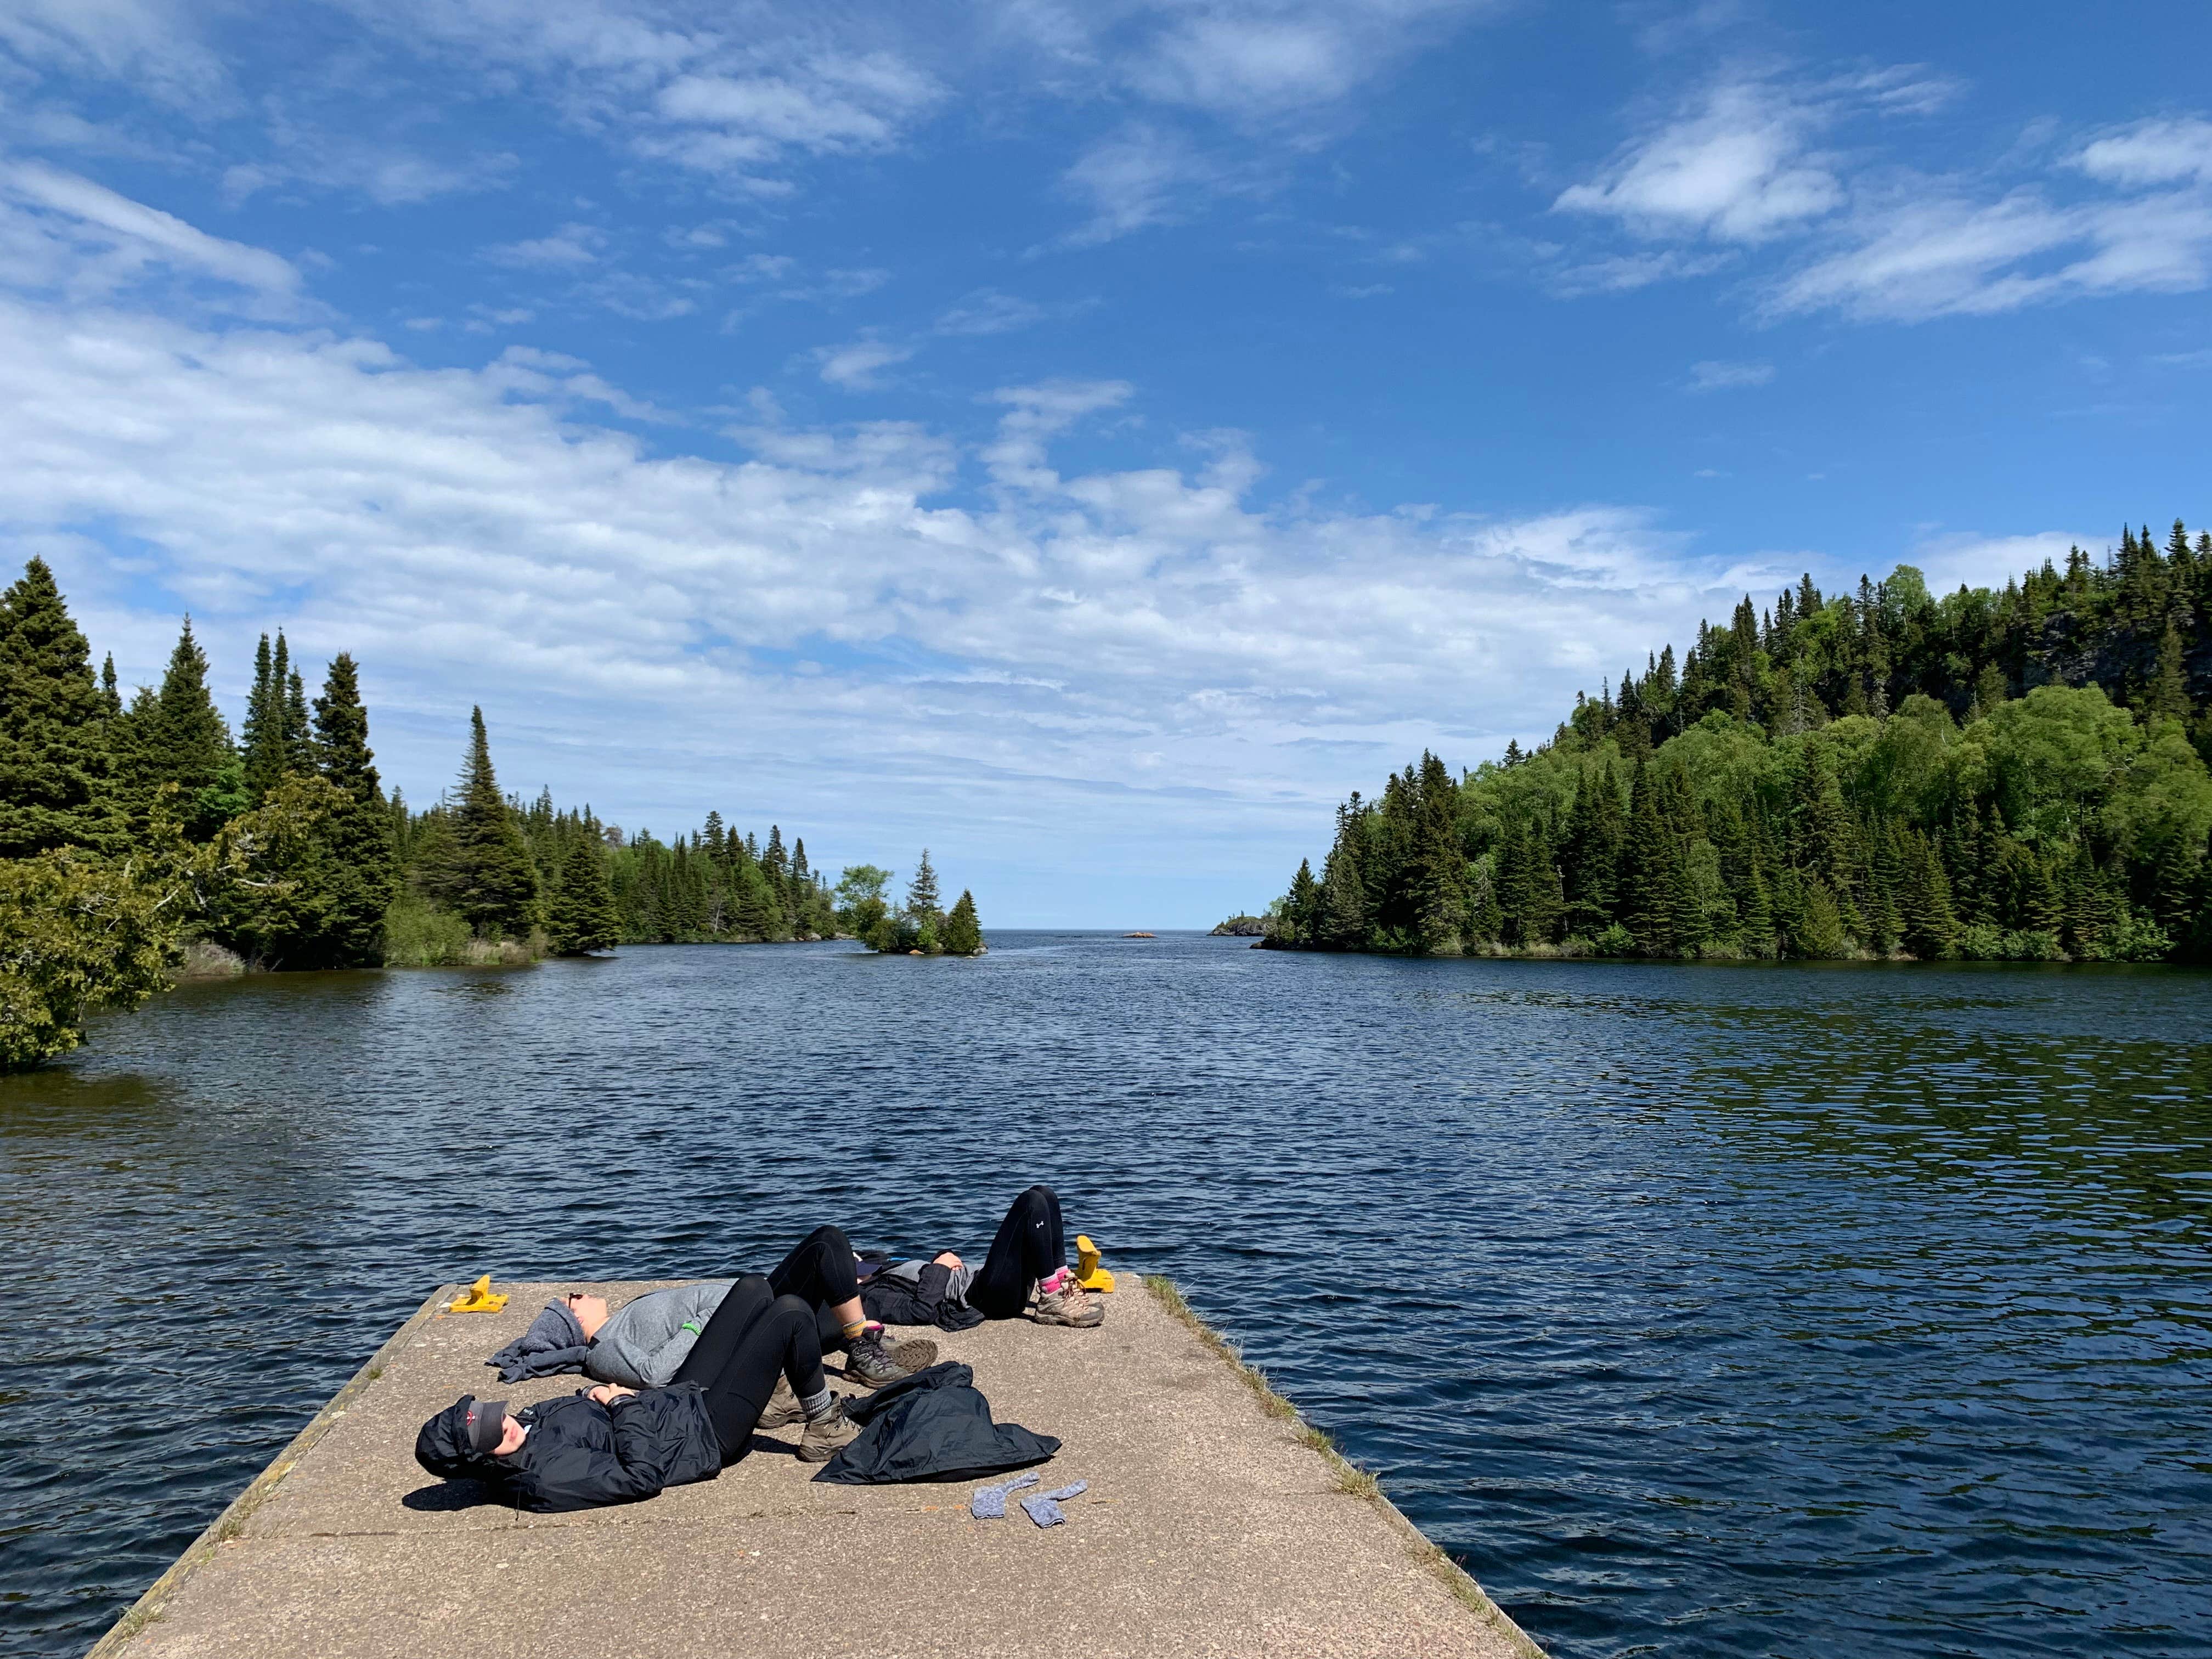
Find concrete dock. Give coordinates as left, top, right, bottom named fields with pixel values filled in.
left=89, top=1277, right=1544, bottom=1659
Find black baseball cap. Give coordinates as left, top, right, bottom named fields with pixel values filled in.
left=465, top=1398, right=510, bottom=1455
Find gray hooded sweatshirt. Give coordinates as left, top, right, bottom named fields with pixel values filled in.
left=584, top=1282, right=735, bottom=1389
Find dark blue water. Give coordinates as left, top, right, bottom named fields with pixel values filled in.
left=4, top=935, right=2210, bottom=1658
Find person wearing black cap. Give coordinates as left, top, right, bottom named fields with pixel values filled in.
left=416, top=1273, right=858, bottom=1511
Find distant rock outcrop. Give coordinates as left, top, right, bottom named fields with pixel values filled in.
left=1210, top=915, right=1269, bottom=936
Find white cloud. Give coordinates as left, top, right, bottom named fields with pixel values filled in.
left=0, top=161, right=298, bottom=296
left=1057, top=123, right=1226, bottom=246
left=1554, top=82, right=1842, bottom=243
left=2073, top=117, right=2212, bottom=187
left=1688, top=358, right=1773, bottom=391
left=934, top=289, right=1047, bottom=336
left=485, top=223, right=606, bottom=268
left=0, top=0, right=229, bottom=105
left=1771, top=186, right=2212, bottom=321
left=811, top=336, right=916, bottom=389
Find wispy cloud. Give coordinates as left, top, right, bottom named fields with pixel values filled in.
left=1688, top=358, right=1773, bottom=391
left=811, top=336, right=916, bottom=389
left=486, top=223, right=606, bottom=268
left=1550, top=72, right=2212, bottom=323
left=0, top=161, right=298, bottom=296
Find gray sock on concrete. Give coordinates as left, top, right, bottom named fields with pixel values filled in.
left=970, top=1471, right=1041, bottom=1519
left=1021, top=1481, right=1088, bottom=1526
left=797, top=1386, right=833, bottom=1421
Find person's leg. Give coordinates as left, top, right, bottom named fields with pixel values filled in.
left=766, top=1224, right=868, bottom=1342
left=968, top=1185, right=1066, bottom=1319
left=670, top=1273, right=775, bottom=1388
left=689, top=1291, right=840, bottom=1462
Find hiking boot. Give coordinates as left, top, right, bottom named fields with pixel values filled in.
left=845, top=1330, right=912, bottom=1389
left=797, top=1397, right=860, bottom=1463
left=887, top=1334, right=938, bottom=1372
left=757, top=1375, right=804, bottom=1429
left=1031, top=1274, right=1104, bottom=1329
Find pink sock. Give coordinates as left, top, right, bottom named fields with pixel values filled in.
left=1040, top=1266, right=1070, bottom=1294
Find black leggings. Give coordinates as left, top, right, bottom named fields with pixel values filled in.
left=768, top=1224, right=864, bottom=1353
left=969, top=1185, right=1068, bottom=1320
left=669, top=1273, right=825, bottom=1460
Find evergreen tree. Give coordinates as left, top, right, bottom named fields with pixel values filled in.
left=547, top=833, right=620, bottom=955
left=941, top=889, right=984, bottom=955
left=0, top=557, right=116, bottom=856
left=906, top=848, right=942, bottom=924
left=241, top=633, right=283, bottom=800
left=1897, top=828, right=1957, bottom=958
left=1617, top=761, right=1679, bottom=956
left=1283, top=856, right=1320, bottom=944
left=143, top=618, right=242, bottom=839
left=2149, top=616, right=2191, bottom=723
left=99, top=653, right=120, bottom=717
left=290, top=652, right=397, bottom=966
left=420, top=707, right=538, bottom=938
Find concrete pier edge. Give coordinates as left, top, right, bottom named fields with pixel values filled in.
left=1140, top=1276, right=1546, bottom=1659
left=83, top=1284, right=461, bottom=1659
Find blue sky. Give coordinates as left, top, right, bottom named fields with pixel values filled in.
left=2, top=1, right=2208, bottom=926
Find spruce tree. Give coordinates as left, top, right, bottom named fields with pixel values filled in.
left=241, top=633, right=281, bottom=800
left=0, top=557, right=116, bottom=856
left=1284, top=857, right=1319, bottom=944
left=2149, top=617, right=2191, bottom=723
left=941, top=889, right=984, bottom=955
left=1617, top=761, right=1678, bottom=956
left=906, top=848, right=942, bottom=923
left=431, top=707, right=539, bottom=939
left=145, top=618, right=241, bottom=839
left=99, top=653, right=120, bottom=717
left=299, top=653, right=397, bottom=965
left=548, top=833, right=620, bottom=954
left=1897, top=828, right=1957, bottom=958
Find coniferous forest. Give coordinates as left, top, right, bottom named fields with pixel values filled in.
left=1267, top=522, right=2212, bottom=964
left=0, top=560, right=981, bottom=1069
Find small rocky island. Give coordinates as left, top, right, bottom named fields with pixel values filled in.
left=1210, top=915, right=1271, bottom=936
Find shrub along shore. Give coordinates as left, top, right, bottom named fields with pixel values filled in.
left=0, top=561, right=980, bottom=1069
left=1267, top=522, right=2212, bottom=963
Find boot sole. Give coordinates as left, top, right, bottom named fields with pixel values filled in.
left=795, top=1436, right=854, bottom=1464
left=1030, top=1308, right=1105, bottom=1328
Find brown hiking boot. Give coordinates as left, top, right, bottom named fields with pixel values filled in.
left=847, top=1327, right=932, bottom=1389
left=758, top=1375, right=804, bottom=1429
left=1031, top=1274, right=1104, bottom=1329
left=797, top=1397, right=860, bottom=1463
left=887, top=1334, right=938, bottom=1372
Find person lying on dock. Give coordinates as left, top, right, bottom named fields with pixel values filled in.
left=861, top=1184, right=1103, bottom=1331
left=421, top=1274, right=860, bottom=1511
left=490, top=1223, right=935, bottom=1390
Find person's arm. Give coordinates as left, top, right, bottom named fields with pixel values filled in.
left=506, top=1396, right=665, bottom=1510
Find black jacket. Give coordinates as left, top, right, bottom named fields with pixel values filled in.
left=859, top=1261, right=986, bottom=1332
left=415, top=1387, right=721, bottom=1512
left=814, top=1362, right=1058, bottom=1485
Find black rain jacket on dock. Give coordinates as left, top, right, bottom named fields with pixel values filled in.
left=415, top=1386, right=721, bottom=1512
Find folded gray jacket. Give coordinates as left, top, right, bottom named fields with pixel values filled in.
left=584, top=1282, right=735, bottom=1389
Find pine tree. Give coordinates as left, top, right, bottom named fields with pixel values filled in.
left=2148, top=615, right=2191, bottom=723
left=0, top=557, right=117, bottom=856
left=1617, top=761, right=1678, bottom=956
left=99, top=653, right=120, bottom=717
left=1284, top=856, right=1319, bottom=944
left=424, top=707, right=538, bottom=939
left=1318, top=831, right=1367, bottom=949
left=547, top=833, right=620, bottom=955
left=241, top=633, right=282, bottom=800
left=283, top=657, right=312, bottom=775
left=941, top=889, right=984, bottom=955
left=297, top=652, right=397, bottom=965
left=1897, top=828, right=1957, bottom=958
left=143, top=618, right=242, bottom=839
left=906, top=848, right=941, bottom=923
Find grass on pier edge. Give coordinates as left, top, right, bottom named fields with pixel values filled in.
left=1141, top=1273, right=1547, bottom=1659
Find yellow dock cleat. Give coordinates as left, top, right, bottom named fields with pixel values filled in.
left=1074, top=1235, right=1115, bottom=1293
left=447, top=1274, right=509, bottom=1314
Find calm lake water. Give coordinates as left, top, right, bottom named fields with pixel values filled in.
left=4, top=934, right=2210, bottom=1658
